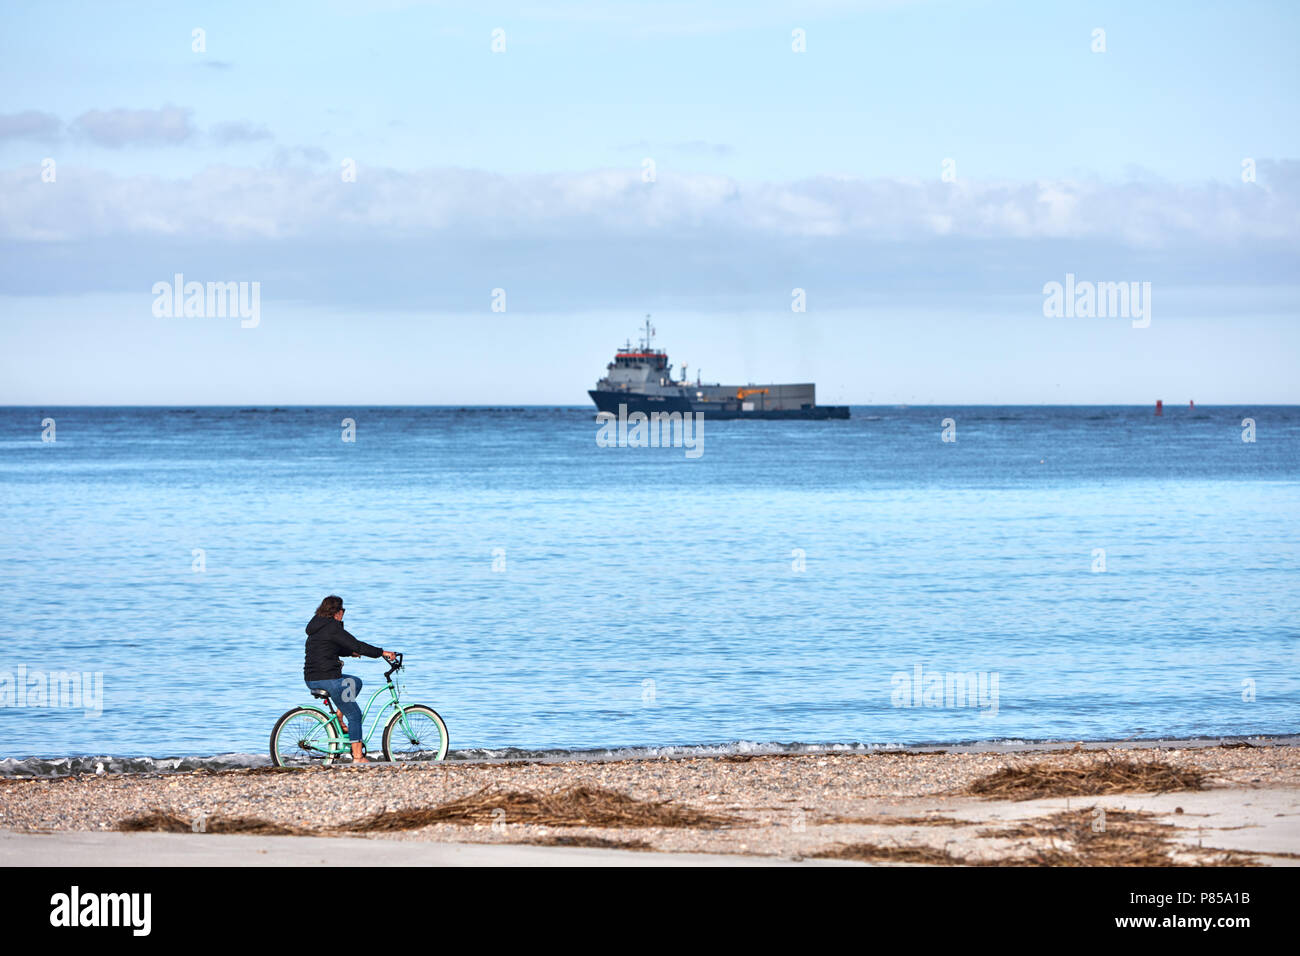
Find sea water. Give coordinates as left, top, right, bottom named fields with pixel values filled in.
left=1, top=405, right=1296, bottom=768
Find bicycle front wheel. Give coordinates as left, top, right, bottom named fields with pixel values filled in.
left=270, top=707, right=341, bottom=767
left=382, top=705, right=449, bottom=762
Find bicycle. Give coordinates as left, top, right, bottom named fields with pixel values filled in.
left=269, top=652, right=450, bottom=766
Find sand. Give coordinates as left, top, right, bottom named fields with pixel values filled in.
left=0, top=830, right=834, bottom=866
left=2, top=743, right=1297, bottom=865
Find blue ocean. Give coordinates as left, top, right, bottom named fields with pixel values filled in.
left=1, top=405, right=1297, bottom=769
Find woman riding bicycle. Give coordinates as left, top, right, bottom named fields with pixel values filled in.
left=304, top=595, right=395, bottom=763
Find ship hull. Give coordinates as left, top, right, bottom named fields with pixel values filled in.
left=589, top=390, right=849, bottom=420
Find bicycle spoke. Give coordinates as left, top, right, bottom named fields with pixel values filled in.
left=273, top=710, right=334, bottom=766
left=387, top=708, right=447, bottom=761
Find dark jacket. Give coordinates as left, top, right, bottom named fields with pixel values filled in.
left=303, top=615, right=383, bottom=681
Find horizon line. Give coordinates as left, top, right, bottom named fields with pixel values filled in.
left=3, top=403, right=1293, bottom=410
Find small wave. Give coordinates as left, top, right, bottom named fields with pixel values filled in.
left=2, top=734, right=1292, bottom=777
left=0, top=753, right=272, bottom=778
left=0, top=743, right=904, bottom=777
left=447, top=740, right=917, bottom=763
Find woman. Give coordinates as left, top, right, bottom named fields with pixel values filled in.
left=304, top=595, right=395, bottom=763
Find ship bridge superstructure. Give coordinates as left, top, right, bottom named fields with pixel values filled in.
left=596, top=318, right=688, bottom=394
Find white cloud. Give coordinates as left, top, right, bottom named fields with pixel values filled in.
left=3, top=161, right=1296, bottom=245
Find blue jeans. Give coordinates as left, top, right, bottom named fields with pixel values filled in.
left=306, top=675, right=364, bottom=742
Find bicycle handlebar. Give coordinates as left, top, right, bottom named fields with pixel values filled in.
left=344, top=651, right=403, bottom=679
left=383, top=651, right=404, bottom=680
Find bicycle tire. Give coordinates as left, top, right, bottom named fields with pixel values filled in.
left=270, top=706, right=341, bottom=767
left=382, top=705, right=450, bottom=762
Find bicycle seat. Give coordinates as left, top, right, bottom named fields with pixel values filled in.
left=310, top=689, right=332, bottom=700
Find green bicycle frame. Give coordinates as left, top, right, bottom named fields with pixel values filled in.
left=302, top=670, right=419, bottom=755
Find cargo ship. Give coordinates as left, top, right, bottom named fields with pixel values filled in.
left=589, top=319, right=849, bottom=420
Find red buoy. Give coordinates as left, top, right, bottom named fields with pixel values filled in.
left=1155, top=400, right=1163, bottom=416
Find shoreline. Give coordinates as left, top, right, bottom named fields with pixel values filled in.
left=3, top=743, right=1297, bottom=865
left=4, top=734, right=1297, bottom=779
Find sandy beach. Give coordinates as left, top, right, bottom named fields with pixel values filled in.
left=3, top=742, right=1297, bottom=865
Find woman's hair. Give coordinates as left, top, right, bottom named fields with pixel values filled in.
left=315, top=595, right=344, bottom=618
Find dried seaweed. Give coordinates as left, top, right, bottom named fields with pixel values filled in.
left=115, top=811, right=311, bottom=835
left=815, top=807, right=1258, bottom=867
left=340, top=785, right=733, bottom=831
left=811, top=843, right=964, bottom=865
left=518, top=834, right=653, bottom=850
left=978, top=808, right=1256, bottom=867
left=963, top=758, right=1204, bottom=800
left=114, top=784, right=731, bottom=836
left=816, top=814, right=966, bottom=827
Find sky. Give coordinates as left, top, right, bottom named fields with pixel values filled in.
left=1, top=0, right=1297, bottom=404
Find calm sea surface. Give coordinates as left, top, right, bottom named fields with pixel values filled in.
left=2, top=405, right=1297, bottom=768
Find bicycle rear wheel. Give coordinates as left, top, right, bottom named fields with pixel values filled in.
left=382, top=705, right=449, bottom=762
left=270, top=707, right=342, bottom=767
